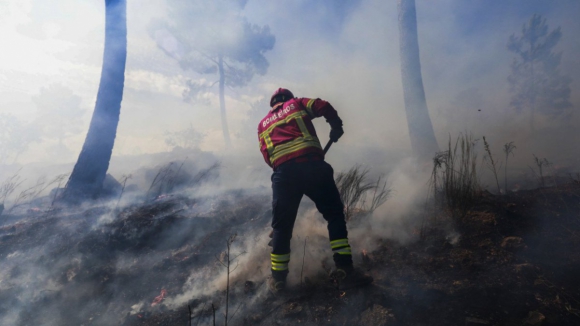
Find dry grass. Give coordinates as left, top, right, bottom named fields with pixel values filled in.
left=8, top=173, right=68, bottom=213
left=531, top=155, right=551, bottom=187
left=483, top=136, right=501, bottom=194
left=503, top=141, right=516, bottom=192
left=145, top=161, right=220, bottom=202
left=0, top=172, right=24, bottom=205
left=430, top=134, right=480, bottom=221
left=335, top=165, right=391, bottom=221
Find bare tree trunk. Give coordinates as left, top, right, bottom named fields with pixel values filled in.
left=397, top=0, right=439, bottom=160
left=218, top=55, right=232, bottom=148
left=530, top=58, right=536, bottom=135
left=64, top=0, right=127, bottom=201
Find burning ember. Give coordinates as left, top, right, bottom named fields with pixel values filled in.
left=151, top=289, right=167, bottom=307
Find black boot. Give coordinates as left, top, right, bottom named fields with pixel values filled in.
left=330, top=266, right=373, bottom=290
left=268, top=278, right=286, bottom=294
left=268, top=270, right=287, bottom=294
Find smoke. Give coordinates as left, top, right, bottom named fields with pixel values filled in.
left=1, top=0, right=580, bottom=324
left=0, top=167, right=275, bottom=325
left=164, top=156, right=432, bottom=311
left=350, top=158, right=431, bottom=247
left=3, top=0, right=580, bottom=168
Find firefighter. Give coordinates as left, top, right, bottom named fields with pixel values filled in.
left=258, top=88, right=373, bottom=293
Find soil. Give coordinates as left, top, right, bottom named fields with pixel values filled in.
left=1, top=183, right=579, bottom=325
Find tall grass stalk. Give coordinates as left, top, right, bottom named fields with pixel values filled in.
left=482, top=136, right=501, bottom=194
left=145, top=162, right=175, bottom=202
left=430, top=134, right=480, bottom=221
left=214, top=234, right=245, bottom=326
left=116, top=174, right=132, bottom=209
left=503, top=142, right=516, bottom=192
left=300, top=236, right=308, bottom=290
left=532, top=155, right=550, bottom=187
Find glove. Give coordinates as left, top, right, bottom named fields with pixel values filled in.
left=328, top=118, right=344, bottom=143
left=330, top=127, right=343, bottom=142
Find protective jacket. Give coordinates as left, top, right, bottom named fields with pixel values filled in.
left=258, top=97, right=340, bottom=169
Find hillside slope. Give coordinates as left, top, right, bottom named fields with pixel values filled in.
left=0, top=184, right=579, bottom=325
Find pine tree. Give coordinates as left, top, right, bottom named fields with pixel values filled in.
left=507, top=14, right=573, bottom=133
left=151, top=0, right=275, bottom=148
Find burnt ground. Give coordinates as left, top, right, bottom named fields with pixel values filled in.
left=0, top=183, right=579, bottom=325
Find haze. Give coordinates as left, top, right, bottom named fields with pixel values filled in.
left=1, top=0, right=579, bottom=183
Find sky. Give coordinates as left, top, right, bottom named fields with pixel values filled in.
left=1, top=0, right=579, bottom=178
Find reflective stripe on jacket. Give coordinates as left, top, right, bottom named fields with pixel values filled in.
left=257, top=97, right=339, bottom=169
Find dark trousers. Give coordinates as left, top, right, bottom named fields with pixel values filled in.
left=271, top=160, right=352, bottom=279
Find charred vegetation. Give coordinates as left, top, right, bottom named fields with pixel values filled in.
left=1, top=152, right=579, bottom=325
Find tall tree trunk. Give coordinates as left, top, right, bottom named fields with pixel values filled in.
left=218, top=55, right=232, bottom=148
left=530, top=59, right=536, bottom=135
left=397, top=0, right=439, bottom=160
left=64, top=0, right=127, bottom=201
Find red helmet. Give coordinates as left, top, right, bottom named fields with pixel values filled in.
left=270, top=88, right=294, bottom=107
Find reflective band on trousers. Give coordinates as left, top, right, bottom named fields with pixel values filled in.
left=330, top=238, right=352, bottom=256
left=271, top=253, right=290, bottom=271
left=330, top=239, right=348, bottom=249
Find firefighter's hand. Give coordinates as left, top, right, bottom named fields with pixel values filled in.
left=328, top=118, right=344, bottom=143
left=329, top=126, right=344, bottom=142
